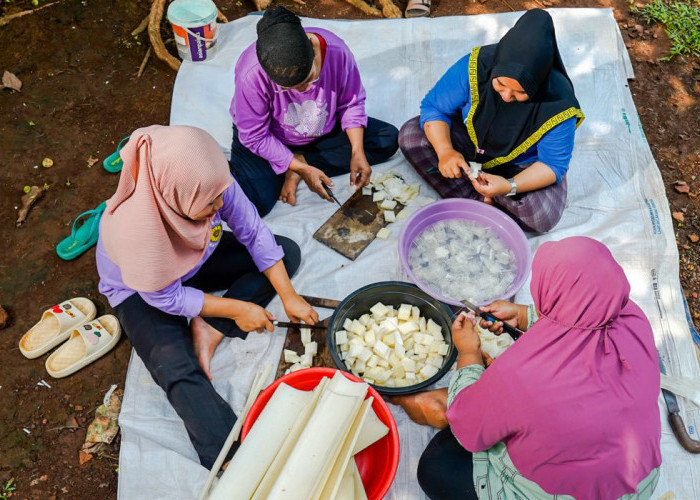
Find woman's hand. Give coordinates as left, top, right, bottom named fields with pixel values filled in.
left=437, top=149, right=469, bottom=179
left=470, top=172, right=512, bottom=199
left=283, top=293, right=319, bottom=325
left=296, top=164, right=334, bottom=202
left=452, top=312, right=484, bottom=368
left=234, top=302, right=275, bottom=333
left=479, top=300, right=527, bottom=334
left=349, top=150, right=372, bottom=189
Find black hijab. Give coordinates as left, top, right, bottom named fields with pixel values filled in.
left=256, top=6, right=314, bottom=87
left=466, top=9, right=584, bottom=168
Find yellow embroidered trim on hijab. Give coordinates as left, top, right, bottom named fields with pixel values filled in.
left=464, top=45, right=586, bottom=169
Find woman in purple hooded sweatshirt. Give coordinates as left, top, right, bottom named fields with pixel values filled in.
left=229, top=6, right=399, bottom=216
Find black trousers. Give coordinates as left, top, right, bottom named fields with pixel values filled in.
left=228, top=118, right=399, bottom=217
left=418, top=427, right=479, bottom=500
left=114, top=233, right=301, bottom=469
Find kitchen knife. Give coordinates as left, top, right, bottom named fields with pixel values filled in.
left=460, top=299, right=523, bottom=341
left=659, top=354, right=700, bottom=453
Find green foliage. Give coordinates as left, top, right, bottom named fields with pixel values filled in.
left=0, top=478, right=16, bottom=500
left=631, top=0, right=700, bottom=60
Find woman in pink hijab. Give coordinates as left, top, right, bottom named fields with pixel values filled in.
left=395, top=237, right=661, bottom=499
left=96, top=125, right=317, bottom=469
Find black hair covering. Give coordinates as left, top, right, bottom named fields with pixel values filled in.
left=256, top=6, right=314, bottom=87
left=468, top=9, right=582, bottom=163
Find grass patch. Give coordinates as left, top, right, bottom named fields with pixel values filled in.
left=631, top=0, right=700, bottom=60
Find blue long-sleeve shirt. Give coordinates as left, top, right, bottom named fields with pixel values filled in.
left=420, top=54, right=576, bottom=183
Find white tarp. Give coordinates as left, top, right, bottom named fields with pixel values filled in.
left=118, top=10, right=700, bottom=500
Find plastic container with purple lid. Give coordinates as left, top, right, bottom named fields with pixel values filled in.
left=398, top=198, right=531, bottom=306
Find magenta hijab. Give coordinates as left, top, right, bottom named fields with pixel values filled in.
left=447, top=237, right=661, bottom=500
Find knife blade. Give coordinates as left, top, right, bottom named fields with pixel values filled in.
left=273, top=321, right=328, bottom=331
left=322, top=182, right=342, bottom=207
left=460, top=299, right=523, bottom=341
left=659, top=353, right=700, bottom=453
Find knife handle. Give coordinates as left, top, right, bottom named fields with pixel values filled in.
left=669, top=413, right=700, bottom=454
left=480, top=312, right=523, bottom=341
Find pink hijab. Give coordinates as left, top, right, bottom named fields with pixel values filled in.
left=100, top=125, right=233, bottom=292
left=447, top=237, right=661, bottom=500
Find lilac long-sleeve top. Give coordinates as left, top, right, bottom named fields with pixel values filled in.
left=96, top=181, right=284, bottom=318
left=230, top=28, right=368, bottom=174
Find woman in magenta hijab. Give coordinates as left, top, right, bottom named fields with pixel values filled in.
left=398, top=237, right=661, bottom=499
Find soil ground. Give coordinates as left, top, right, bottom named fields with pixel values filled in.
left=0, top=0, right=698, bottom=498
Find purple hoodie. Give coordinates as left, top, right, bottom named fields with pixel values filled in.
left=230, top=28, right=368, bottom=174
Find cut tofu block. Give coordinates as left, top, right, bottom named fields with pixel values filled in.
left=305, top=342, right=318, bottom=357
left=361, top=186, right=372, bottom=196
left=427, top=318, right=442, bottom=337
left=438, top=343, right=450, bottom=356
left=301, top=328, right=312, bottom=346
left=376, top=227, right=391, bottom=239
left=372, top=190, right=386, bottom=202
left=352, top=407, right=389, bottom=454
left=357, top=347, right=373, bottom=363
left=336, top=330, right=348, bottom=345
left=398, top=321, right=419, bottom=335
left=397, top=304, right=412, bottom=321
left=349, top=319, right=366, bottom=335
left=379, top=199, right=397, bottom=210
left=419, top=364, right=440, bottom=379
left=358, top=313, right=372, bottom=326
left=300, top=353, right=313, bottom=368
left=401, top=358, right=416, bottom=372
left=372, top=302, right=392, bottom=319
left=373, top=340, right=390, bottom=359
left=284, top=349, right=301, bottom=364
left=383, top=210, right=396, bottom=222
left=343, top=318, right=353, bottom=331
left=348, top=343, right=364, bottom=358
left=210, top=384, right=314, bottom=500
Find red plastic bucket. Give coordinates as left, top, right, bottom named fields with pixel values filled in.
left=242, top=367, right=400, bottom=500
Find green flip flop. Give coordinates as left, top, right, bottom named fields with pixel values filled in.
left=56, top=201, right=107, bottom=261
left=103, top=135, right=131, bottom=173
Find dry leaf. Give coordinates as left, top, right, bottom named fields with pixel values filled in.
left=0, top=305, right=8, bottom=329
left=2, top=70, right=22, bottom=91
left=78, top=450, right=93, bottom=465
left=689, top=234, right=699, bottom=243
left=675, top=184, right=691, bottom=194
left=16, top=186, right=43, bottom=226
left=672, top=211, right=685, bottom=222
left=87, top=156, right=98, bottom=168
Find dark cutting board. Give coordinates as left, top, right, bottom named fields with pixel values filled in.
left=275, top=296, right=341, bottom=379
left=313, top=189, right=405, bottom=260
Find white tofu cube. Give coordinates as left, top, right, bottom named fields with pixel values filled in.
left=419, top=317, right=427, bottom=332
left=377, top=227, right=391, bottom=239
left=373, top=190, right=386, bottom=202
left=395, top=344, right=406, bottom=358
left=420, top=333, right=434, bottom=346
left=305, top=342, right=318, bottom=357
left=401, top=358, right=417, bottom=372
left=284, top=349, right=301, bottom=364
left=392, top=365, right=406, bottom=379
left=354, top=359, right=366, bottom=373
left=380, top=199, right=397, bottom=210
left=377, top=359, right=389, bottom=368
left=340, top=343, right=349, bottom=353
left=405, top=372, right=416, bottom=381
left=301, top=328, right=312, bottom=346
left=427, top=356, right=443, bottom=369
left=289, top=363, right=304, bottom=372
left=359, top=313, right=372, bottom=326
left=438, top=343, right=450, bottom=356
left=427, top=318, right=443, bottom=337
left=362, top=186, right=372, bottom=196
left=393, top=331, right=404, bottom=347
left=300, top=353, right=313, bottom=367
left=364, top=330, right=376, bottom=346
left=411, top=306, right=421, bottom=322
left=367, top=354, right=379, bottom=367
left=383, top=210, right=396, bottom=222
left=415, top=343, right=429, bottom=355
left=370, top=302, right=390, bottom=319
left=420, top=364, right=440, bottom=379
left=358, top=347, right=373, bottom=363
left=343, top=318, right=353, bottom=331
left=335, top=330, right=348, bottom=345
left=398, top=321, right=419, bottom=335
left=349, top=343, right=364, bottom=358
left=397, top=304, right=412, bottom=321
left=345, top=356, right=356, bottom=367
left=373, top=340, right=391, bottom=359
left=349, top=319, right=366, bottom=335
left=363, top=377, right=376, bottom=385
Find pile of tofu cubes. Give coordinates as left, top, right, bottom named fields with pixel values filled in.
left=283, top=328, right=318, bottom=373
left=362, top=173, right=421, bottom=240
left=335, top=302, right=450, bottom=388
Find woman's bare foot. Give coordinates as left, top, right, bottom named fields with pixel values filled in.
left=191, top=316, right=225, bottom=380
left=280, top=169, right=302, bottom=206
left=387, top=388, right=449, bottom=429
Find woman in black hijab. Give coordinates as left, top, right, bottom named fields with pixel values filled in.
left=398, top=9, right=584, bottom=233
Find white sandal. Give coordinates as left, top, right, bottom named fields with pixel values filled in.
left=45, top=315, right=122, bottom=378
left=405, top=0, right=431, bottom=18
left=19, top=298, right=96, bottom=359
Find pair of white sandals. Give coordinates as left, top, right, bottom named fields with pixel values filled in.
left=405, top=0, right=431, bottom=17
left=19, top=298, right=121, bottom=378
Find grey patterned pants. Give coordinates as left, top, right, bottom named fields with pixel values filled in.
left=398, top=116, right=567, bottom=233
